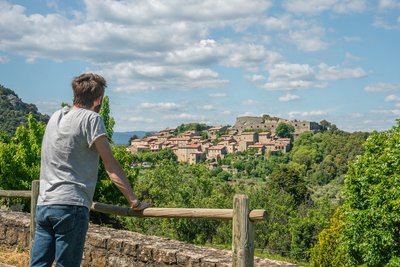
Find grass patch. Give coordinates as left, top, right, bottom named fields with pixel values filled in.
left=0, top=247, right=30, bottom=267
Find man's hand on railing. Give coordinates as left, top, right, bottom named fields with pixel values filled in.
left=130, top=199, right=150, bottom=211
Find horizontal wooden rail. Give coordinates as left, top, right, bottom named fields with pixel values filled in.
left=0, top=190, right=32, bottom=198
left=91, top=202, right=266, bottom=222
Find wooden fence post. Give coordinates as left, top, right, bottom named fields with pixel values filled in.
left=30, top=180, right=40, bottom=246
left=232, top=194, right=254, bottom=267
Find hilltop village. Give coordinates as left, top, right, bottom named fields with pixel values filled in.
left=127, top=115, right=322, bottom=164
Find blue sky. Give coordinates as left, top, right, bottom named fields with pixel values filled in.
left=1, top=0, right=399, bottom=132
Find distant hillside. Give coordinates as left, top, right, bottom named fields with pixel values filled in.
left=0, top=85, right=49, bottom=136
left=112, top=131, right=154, bottom=145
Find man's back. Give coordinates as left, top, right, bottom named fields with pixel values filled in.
left=38, top=107, right=106, bottom=208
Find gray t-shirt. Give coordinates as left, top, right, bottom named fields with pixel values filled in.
left=38, top=107, right=107, bottom=209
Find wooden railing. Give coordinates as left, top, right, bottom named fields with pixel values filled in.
left=0, top=180, right=266, bottom=267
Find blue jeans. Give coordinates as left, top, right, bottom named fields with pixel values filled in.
left=29, top=205, right=89, bottom=267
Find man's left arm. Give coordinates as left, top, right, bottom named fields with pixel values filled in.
left=94, top=135, right=149, bottom=210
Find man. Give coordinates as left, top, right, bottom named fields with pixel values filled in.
left=29, top=73, right=149, bottom=267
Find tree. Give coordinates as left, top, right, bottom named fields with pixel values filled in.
left=99, top=95, right=115, bottom=143
left=268, top=162, right=309, bottom=206
left=311, top=122, right=400, bottom=266
left=276, top=122, right=295, bottom=138
left=342, top=125, right=400, bottom=266
left=128, top=134, right=139, bottom=145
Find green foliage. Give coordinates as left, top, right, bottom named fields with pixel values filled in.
left=268, top=162, right=308, bottom=206
left=341, top=125, right=400, bottom=266
left=309, top=208, right=348, bottom=266
left=311, top=122, right=400, bottom=266
left=175, top=123, right=210, bottom=134
left=99, top=95, right=115, bottom=143
left=0, top=114, right=45, bottom=210
left=0, top=85, right=49, bottom=136
left=275, top=122, right=295, bottom=138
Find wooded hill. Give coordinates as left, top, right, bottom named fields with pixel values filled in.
left=0, top=85, right=49, bottom=136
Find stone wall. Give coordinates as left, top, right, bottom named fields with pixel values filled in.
left=0, top=210, right=295, bottom=266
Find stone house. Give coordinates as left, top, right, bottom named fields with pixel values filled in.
left=248, top=143, right=266, bottom=155
left=168, top=137, right=191, bottom=147
left=175, top=144, right=202, bottom=163
left=207, top=145, right=227, bottom=160
left=207, top=126, right=228, bottom=140
left=239, top=132, right=258, bottom=143
left=258, top=132, right=272, bottom=143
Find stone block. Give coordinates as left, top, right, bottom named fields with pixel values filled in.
left=138, top=245, right=153, bottom=263
left=153, top=248, right=177, bottom=264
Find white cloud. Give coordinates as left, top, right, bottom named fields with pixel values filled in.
left=378, top=0, right=400, bottom=9
left=345, top=52, right=361, bottom=61
left=364, top=83, right=400, bottom=92
left=279, top=93, right=300, bottom=102
left=372, top=109, right=400, bottom=116
left=263, top=80, right=317, bottom=91
left=137, top=102, right=182, bottom=111
left=287, top=27, right=328, bottom=52
left=200, top=104, right=215, bottom=110
left=128, top=116, right=156, bottom=123
left=0, top=0, right=276, bottom=93
left=220, top=110, right=232, bottom=115
left=263, top=62, right=366, bottom=91
left=242, top=99, right=259, bottom=105
left=385, top=94, right=400, bottom=102
left=373, top=16, right=400, bottom=30
left=333, top=0, right=368, bottom=14
left=283, top=0, right=367, bottom=15
left=269, top=63, right=315, bottom=81
left=245, top=74, right=266, bottom=81
left=317, top=63, right=367, bottom=80
left=162, top=113, right=205, bottom=121
left=288, top=110, right=327, bottom=118
left=264, top=16, right=291, bottom=31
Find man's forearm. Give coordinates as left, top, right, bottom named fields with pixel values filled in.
left=106, top=159, right=138, bottom=205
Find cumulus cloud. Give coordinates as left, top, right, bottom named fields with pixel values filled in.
left=385, top=94, right=400, bottom=102
left=200, top=104, right=215, bottom=110
left=373, top=16, right=400, bottom=30
left=245, top=74, right=266, bottom=81
left=0, top=0, right=276, bottom=93
left=209, top=92, right=227, bottom=97
left=262, top=61, right=366, bottom=91
left=137, top=102, right=182, bottom=111
left=283, top=0, right=367, bottom=15
left=317, top=63, right=367, bottom=80
left=162, top=113, right=206, bottom=121
left=364, top=83, right=400, bottom=92
left=279, top=93, right=300, bottom=102
left=288, top=110, right=327, bottom=118
left=378, top=0, right=400, bottom=9
left=242, top=99, right=259, bottom=105
left=128, top=116, right=156, bottom=123
left=287, top=26, right=328, bottom=52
